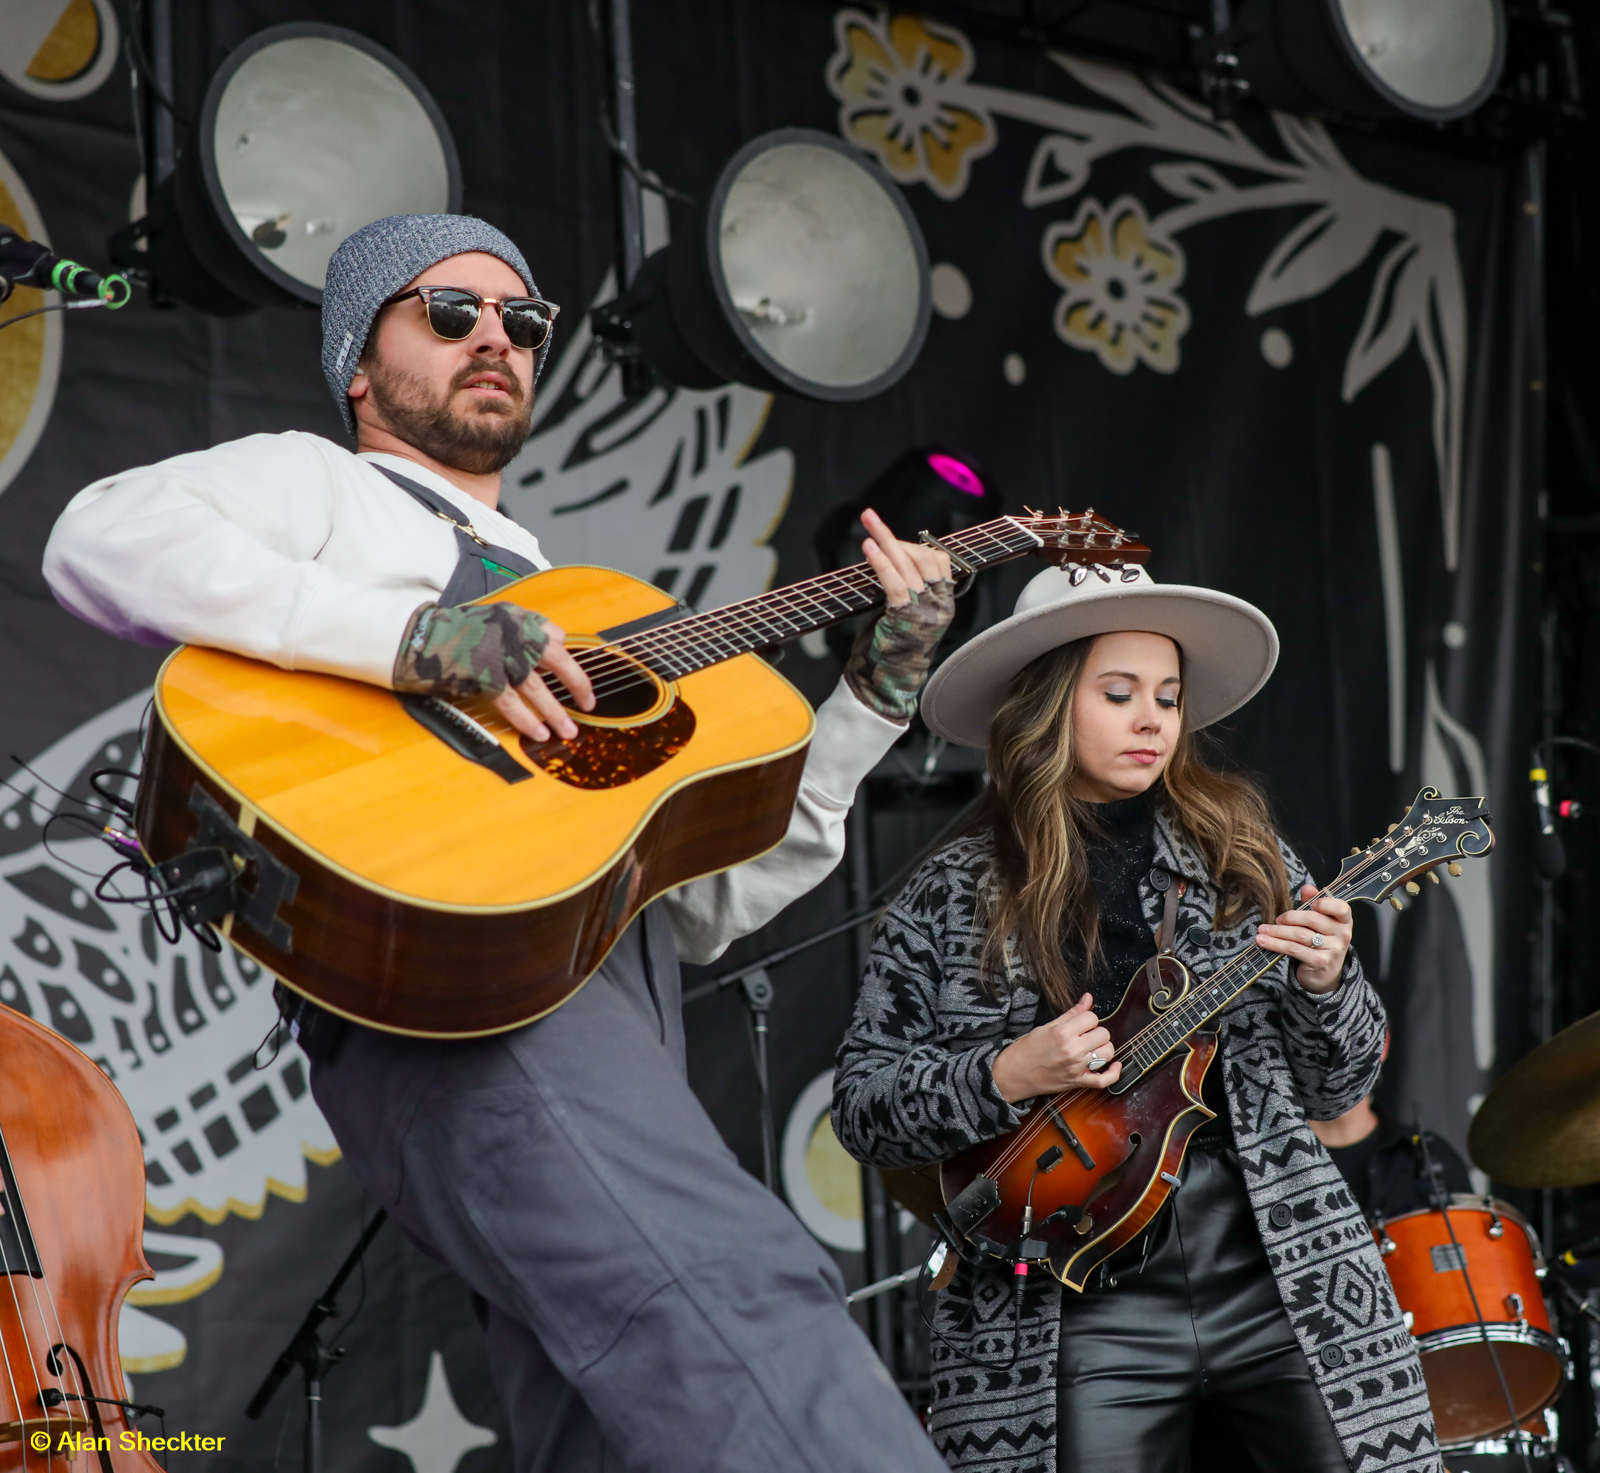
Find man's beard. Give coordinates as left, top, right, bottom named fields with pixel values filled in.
left=363, top=351, right=533, bottom=475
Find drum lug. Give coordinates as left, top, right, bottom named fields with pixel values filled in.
left=1506, top=1291, right=1528, bottom=1328
left=1402, top=1310, right=1414, bottom=1332
left=1378, top=1226, right=1397, bottom=1256
left=1488, top=1211, right=1505, bottom=1240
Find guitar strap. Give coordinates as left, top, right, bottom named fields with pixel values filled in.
left=1156, top=879, right=1185, bottom=955
left=371, top=464, right=540, bottom=606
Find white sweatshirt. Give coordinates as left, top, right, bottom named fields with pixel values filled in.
left=43, top=430, right=902, bottom=964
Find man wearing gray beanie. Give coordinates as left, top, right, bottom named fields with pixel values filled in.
left=43, top=213, right=955, bottom=1472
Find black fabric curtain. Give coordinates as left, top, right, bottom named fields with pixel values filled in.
left=0, top=4, right=1535, bottom=1466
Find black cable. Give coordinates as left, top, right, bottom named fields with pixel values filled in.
left=683, top=791, right=985, bottom=1005
left=584, top=0, right=693, bottom=204
left=914, top=1251, right=1028, bottom=1372
left=123, top=0, right=187, bottom=124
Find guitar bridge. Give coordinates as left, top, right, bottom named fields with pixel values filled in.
left=400, top=695, right=532, bottom=784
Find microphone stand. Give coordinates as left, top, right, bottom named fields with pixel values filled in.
left=245, top=1210, right=388, bottom=1473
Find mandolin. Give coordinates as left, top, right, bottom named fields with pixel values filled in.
left=133, top=510, right=1146, bottom=1038
left=937, top=788, right=1494, bottom=1291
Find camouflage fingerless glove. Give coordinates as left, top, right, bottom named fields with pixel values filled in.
left=844, top=578, right=957, bottom=723
left=393, top=602, right=550, bottom=699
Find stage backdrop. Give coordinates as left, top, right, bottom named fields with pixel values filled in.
left=0, top=3, right=1537, bottom=1468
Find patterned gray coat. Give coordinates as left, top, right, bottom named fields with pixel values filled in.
left=832, top=812, right=1440, bottom=1473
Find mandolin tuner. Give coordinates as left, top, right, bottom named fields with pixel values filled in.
left=1405, top=881, right=1420, bottom=896
left=1427, top=870, right=1440, bottom=884
left=1448, top=862, right=1462, bottom=877
left=1390, top=896, right=1405, bottom=912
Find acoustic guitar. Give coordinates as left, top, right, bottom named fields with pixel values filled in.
left=134, top=510, right=1146, bottom=1038
left=936, top=788, right=1493, bottom=1290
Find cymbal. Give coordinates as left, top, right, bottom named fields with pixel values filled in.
left=1470, top=1009, right=1600, bottom=1187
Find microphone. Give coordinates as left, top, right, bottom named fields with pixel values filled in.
left=1532, top=764, right=1566, bottom=881
left=0, top=223, right=129, bottom=305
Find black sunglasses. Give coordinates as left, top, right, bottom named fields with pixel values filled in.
left=383, top=286, right=561, bottom=351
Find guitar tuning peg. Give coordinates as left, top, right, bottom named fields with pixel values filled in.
left=1405, top=881, right=1420, bottom=896
left=1447, top=862, right=1462, bottom=877
left=1390, top=896, right=1405, bottom=912
left=1121, top=566, right=1141, bottom=582
left=1068, top=565, right=1089, bottom=586
left=1092, top=565, right=1111, bottom=581
left=1426, top=870, right=1440, bottom=884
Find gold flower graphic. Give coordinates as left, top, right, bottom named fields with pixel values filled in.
left=827, top=9, right=996, bottom=201
left=1043, top=197, right=1190, bottom=375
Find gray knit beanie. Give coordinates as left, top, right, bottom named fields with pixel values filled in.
left=320, top=213, right=548, bottom=437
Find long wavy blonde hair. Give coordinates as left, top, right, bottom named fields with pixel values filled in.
left=972, top=635, right=1289, bottom=1009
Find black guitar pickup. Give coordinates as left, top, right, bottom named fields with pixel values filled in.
left=400, top=695, right=532, bottom=784
left=945, top=1175, right=1001, bottom=1238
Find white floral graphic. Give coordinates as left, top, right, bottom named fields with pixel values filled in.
left=1042, top=197, right=1189, bottom=374
left=826, top=16, right=1469, bottom=571
left=827, top=11, right=997, bottom=201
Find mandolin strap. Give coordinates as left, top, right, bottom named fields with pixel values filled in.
left=1156, top=880, right=1185, bottom=955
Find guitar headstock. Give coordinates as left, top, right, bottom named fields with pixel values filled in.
left=1019, top=507, right=1151, bottom=582
left=1334, top=788, right=1494, bottom=909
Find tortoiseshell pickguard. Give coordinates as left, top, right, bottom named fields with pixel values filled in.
left=519, top=697, right=697, bottom=789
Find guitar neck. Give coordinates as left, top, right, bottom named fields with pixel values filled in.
left=608, top=516, right=1047, bottom=679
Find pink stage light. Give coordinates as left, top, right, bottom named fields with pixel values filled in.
left=925, top=452, right=985, bottom=498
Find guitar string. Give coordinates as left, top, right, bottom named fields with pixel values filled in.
left=979, top=826, right=1452, bottom=1183
left=531, top=514, right=1100, bottom=701
left=445, top=518, right=1052, bottom=720
left=487, top=516, right=1129, bottom=711
left=543, top=516, right=1046, bottom=693
left=446, top=521, right=1076, bottom=735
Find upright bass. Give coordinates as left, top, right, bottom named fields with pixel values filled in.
left=1, top=1001, right=163, bottom=1470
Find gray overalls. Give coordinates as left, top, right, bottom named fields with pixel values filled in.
left=289, top=469, right=942, bottom=1473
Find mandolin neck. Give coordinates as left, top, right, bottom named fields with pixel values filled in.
left=606, top=516, right=1047, bottom=679
left=1115, top=877, right=1360, bottom=1091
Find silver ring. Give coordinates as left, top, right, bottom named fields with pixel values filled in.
left=1310, top=933, right=1325, bottom=949
left=1087, top=1053, right=1106, bottom=1071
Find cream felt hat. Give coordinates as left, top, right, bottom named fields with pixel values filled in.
left=920, top=564, right=1278, bottom=749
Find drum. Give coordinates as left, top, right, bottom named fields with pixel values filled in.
left=1374, top=1195, right=1565, bottom=1445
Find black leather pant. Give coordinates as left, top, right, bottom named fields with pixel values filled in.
left=1057, top=1137, right=1348, bottom=1473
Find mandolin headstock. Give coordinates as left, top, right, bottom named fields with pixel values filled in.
left=1018, top=507, right=1150, bottom=581
left=1334, top=788, right=1494, bottom=909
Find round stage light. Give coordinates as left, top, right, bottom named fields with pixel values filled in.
left=611, top=128, right=931, bottom=402
left=1235, top=0, right=1505, bottom=122
left=146, top=22, right=460, bottom=312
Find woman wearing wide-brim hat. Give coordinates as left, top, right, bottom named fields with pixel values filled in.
left=833, top=566, right=1436, bottom=1473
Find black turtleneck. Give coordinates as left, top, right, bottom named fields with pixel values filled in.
left=1037, top=788, right=1232, bottom=1142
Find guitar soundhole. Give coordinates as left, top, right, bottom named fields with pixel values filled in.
left=521, top=697, right=697, bottom=790
left=569, top=674, right=661, bottom=721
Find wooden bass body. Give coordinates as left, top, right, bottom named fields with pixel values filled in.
left=940, top=956, right=1219, bottom=1291
left=1, top=1006, right=163, bottom=1469
left=136, top=565, right=814, bottom=1038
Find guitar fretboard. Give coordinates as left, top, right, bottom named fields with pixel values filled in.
left=603, top=516, right=1046, bottom=680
